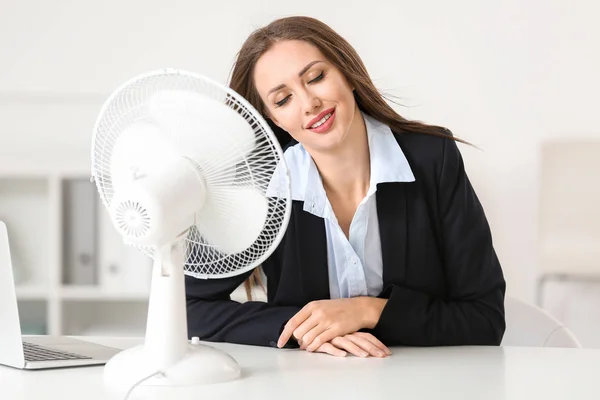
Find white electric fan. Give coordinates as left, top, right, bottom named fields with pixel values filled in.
left=90, top=69, right=291, bottom=395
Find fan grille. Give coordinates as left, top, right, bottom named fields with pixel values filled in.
left=91, top=69, right=291, bottom=279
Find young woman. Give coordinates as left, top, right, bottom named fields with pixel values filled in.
left=185, top=16, right=506, bottom=358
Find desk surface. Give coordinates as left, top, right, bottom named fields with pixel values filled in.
left=2, top=337, right=600, bottom=400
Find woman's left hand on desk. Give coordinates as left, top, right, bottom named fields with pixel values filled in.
left=310, top=332, right=391, bottom=358
left=277, top=297, right=388, bottom=351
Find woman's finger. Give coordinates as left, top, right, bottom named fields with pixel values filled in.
left=345, top=333, right=388, bottom=357
left=278, top=306, right=312, bottom=348
left=330, top=336, right=369, bottom=358
left=290, top=317, right=319, bottom=347
left=352, top=332, right=391, bottom=355
left=298, top=322, right=328, bottom=350
left=306, top=327, right=340, bottom=352
left=315, top=342, right=347, bottom=357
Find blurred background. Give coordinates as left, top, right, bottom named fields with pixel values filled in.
left=1, top=0, right=599, bottom=346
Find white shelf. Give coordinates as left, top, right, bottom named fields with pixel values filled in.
left=0, top=177, right=51, bottom=287
left=3, top=168, right=264, bottom=337
left=0, top=162, right=89, bottom=178
left=60, top=286, right=149, bottom=301
left=15, top=284, right=50, bottom=300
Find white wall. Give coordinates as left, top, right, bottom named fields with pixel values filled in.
left=1, top=0, right=599, bottom=305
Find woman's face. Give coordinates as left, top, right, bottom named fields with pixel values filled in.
left=253, top=40, right=358, bottom=154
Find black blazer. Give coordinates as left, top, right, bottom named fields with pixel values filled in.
left=185, top=129, right=506, bottom=348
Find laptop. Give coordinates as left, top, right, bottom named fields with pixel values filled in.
left=0, top=220, right=122, bottom=369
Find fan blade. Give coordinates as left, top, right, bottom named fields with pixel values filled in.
left=110, top=121, right=180, bottom=192
left=195, top=186, right=268, bottom=255
left=148, top=90, right=257, bottom=181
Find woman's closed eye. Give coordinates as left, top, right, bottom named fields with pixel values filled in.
left=308, top=71, right=325, bottom=84
left=275, top=95, right=291, bottom=108
left=274, top=72, right=326, bottom=108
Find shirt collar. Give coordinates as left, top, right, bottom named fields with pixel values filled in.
left=267, top=111, right=415, bottom=217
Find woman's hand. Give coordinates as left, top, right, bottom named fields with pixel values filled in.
left=277, top=297, right=387, bottom=351
left=309, top=332, right=391, bottom=358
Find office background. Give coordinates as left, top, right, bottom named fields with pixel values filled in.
left=1, top=0, right=599, bottom=346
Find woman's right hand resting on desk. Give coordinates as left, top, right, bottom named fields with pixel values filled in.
left=301, top=332, right=391, bottom=358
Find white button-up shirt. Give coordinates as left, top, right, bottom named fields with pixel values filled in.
left=269, top=112, right=415, bottom=299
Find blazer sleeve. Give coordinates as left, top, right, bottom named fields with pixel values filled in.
left=371, top=136, right=506, bottom=346
left=186, top=257, right=301, bottom=348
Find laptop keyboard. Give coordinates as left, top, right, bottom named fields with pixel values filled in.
left=22, top=341, right=92, bottom=362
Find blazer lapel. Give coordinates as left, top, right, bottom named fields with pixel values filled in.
left=293, top=202, right=331, bottom=301
left=376, top=183, right=409, bottom=286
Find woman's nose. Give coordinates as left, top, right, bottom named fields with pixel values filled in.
left=303, top=92, right=322, bottom=115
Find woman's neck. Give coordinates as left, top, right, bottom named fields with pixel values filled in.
left=311, top=110, right=370, bottom=202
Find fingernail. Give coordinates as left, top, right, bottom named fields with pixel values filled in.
left=360, top=352, right=368, bottom=357
left=377, top=351, right=385, bottom=357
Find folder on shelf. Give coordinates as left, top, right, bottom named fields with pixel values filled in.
left=62, top=178, right=98, bottom=285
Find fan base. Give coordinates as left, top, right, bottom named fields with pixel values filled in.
left=103, top=341, right=241, bottom=395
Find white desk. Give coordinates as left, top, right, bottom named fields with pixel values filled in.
left=1, top=337, right=600, bottom=400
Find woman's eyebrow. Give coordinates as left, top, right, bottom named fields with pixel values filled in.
left=267, top=60, right=324, bottom=95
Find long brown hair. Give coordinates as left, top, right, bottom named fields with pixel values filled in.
left=229, top=16, right=466, bottom=299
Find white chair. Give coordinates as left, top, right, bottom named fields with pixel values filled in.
left=501, top=296, right=581, bottom=348
left=537, top=139, right=600, bottom=306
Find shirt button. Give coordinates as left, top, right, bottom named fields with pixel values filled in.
left=352, top=258, right=358, bottom=266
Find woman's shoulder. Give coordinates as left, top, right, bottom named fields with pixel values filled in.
left=391, top=127, right=460, bottom=181
left=392, top=126, right=454, bottom=155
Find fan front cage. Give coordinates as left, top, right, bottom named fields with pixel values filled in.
left=91, top=69, right=292, bottom=279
